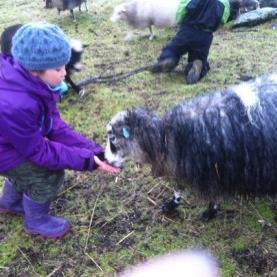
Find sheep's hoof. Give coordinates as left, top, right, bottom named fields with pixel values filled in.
left=161, top=192, right=182, bottom=215
left=124, top=34, right=134, bottom=42
left=201, top=202, right=220, bottom=221
left=162, top=201, right=177, bottom=214
left=78, top=88, right=86, bottom=97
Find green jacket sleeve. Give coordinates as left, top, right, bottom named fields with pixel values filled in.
left=218, top=0, right=230, bottom=25
left=176, top=0, right=191, bottom=24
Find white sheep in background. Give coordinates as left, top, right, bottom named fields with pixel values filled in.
left=110, top=0, right=179, bottom=41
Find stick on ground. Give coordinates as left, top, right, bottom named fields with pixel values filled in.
left=76, top=63, right=155, bottom=87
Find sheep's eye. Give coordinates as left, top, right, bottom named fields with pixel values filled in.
left=109, top=134, right=116, bottom=142
left=107, top=130, right=116, bottom=142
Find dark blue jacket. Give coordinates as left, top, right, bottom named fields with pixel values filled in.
left=176, top=0, right=230, bottom=32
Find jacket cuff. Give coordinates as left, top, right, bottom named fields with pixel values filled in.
left=79, top=149, right=105, bottom=171
left=83, top=157, right=91, bottom=170
left=90, top=152, right=105, bottom=170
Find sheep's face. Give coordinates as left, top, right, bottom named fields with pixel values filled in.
left=67, top=39, right=89, bottom=73
left=105, top=112, right=133, bottom=168
left=240, top=0, right=260, bottom=13
left=110, top=4, right=128, bottom=22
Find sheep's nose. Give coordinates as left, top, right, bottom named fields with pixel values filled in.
left=109, top=161, right=123, bottom=169
left=73, top=62, right=83, bottom=72
left=110, top=15, right=117, bottom=22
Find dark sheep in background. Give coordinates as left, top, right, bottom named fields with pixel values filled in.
left=0, top=24, right=22, bottom=54
left=51, top=0, right=88, bottom=20
left=239, top=0, right=260, bottom=13
left=105, top=74, right=277, bottom=218
left=0, top=24, right=87, bottom=94
left=43, top=0, right=53, bottom=9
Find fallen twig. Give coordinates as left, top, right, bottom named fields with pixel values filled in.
left=147, top=196, right=158, bottom=206
left=116, top=230, right=134, bottom=245
left=46, top=264, right=63, bottom=277
left=147, top=182, right=161, bottom=194
left=17, top=247, right=38, bottom=275
left=163, top=215, right=178, bottom=224
left=100, top=212, right=122, bottom=229
left=84, top=185, right=103, bottom=252
left=76, top=63, right=155, bottom=87
left=58, top=183, right=80, bottom=196
left=85, top=252, right=103, bottom=272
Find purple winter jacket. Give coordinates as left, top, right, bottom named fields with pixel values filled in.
left=0, top=54, right=103, bottom=173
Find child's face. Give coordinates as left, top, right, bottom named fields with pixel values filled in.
left=33, top=66, right=67, bottom=87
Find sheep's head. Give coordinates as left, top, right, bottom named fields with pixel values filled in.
left=110, top=4, right=128, bottom=22
left=105, top=108, right=165, bottom=169
left=67, top=39, right=89, bottom=73
left=105, top=111, right=134, bottom=168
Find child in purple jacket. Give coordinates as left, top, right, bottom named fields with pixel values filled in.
left=0, top=22, right=120, bottom=239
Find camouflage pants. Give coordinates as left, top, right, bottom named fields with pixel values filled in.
left=1, top=162, right=64, bottom=203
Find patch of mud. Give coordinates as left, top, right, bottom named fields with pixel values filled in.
left=232, top=245, right=277, bottom=274
left=6, top=247, right=44, bottom=276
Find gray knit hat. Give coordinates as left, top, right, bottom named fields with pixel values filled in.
left=11, top=22, right=71, bottom=70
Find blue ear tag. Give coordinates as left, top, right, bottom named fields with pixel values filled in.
left=122, top=128, right=130, bottom=139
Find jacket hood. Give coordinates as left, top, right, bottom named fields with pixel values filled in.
left=0, top=54, right=59, bottom=102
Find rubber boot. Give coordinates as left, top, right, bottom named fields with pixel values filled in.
left=0, top=178, right=24, bottom=215
left=23, top=194, right=71, bottom=239
left=186, top=59, right=203, bottom=85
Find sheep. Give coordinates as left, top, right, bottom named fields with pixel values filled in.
left=110, top=0, right=179, bottom=41
left=51, top=0, right=88, bottom=20
left=239, top=0, right=260, bottom=13
left=105, top=74, right=277, bottom=218
left=0, top=24, right=22, bottom=54
left=120, top=250, right=219, bottom=277
left=0, top=24, right=87, bottom=95
left=43, top=0, right=53, bottom=9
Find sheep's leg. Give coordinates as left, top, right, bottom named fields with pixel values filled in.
left=65, top=75, right=82, bottom=94
left=124, top=31, right=134, bottom=42
left=45, top=0, right=52, bottom=9
left=162, top=191, right=182, bottom=214
left=70, top=9, right=76, bottom=21
left=84, top=1, right=88, bottom=12
left=201, top=202, right=220, bottom=221
left=149, top=25, right=155, bottom=40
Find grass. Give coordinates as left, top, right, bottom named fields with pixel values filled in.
left=0, top=1, right=277, bottom=276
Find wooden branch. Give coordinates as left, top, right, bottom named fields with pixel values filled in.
left=116, top=230, right=134, bottom=245
left=46, top=264, right=63, bottom=277
left=17, top=247, right=37, bottom=275
left=76, top=63, right=155, bottom=87
left=84, top=185, right=103, bottom=252
left=85, top=253, right=103, bottom=272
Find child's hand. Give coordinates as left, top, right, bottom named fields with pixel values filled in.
left=94, top=156, right=121, bottom=173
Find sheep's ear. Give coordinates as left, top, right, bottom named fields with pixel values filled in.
left=122, top=127, right=131, bottom=139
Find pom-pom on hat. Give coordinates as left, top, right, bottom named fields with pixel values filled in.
left=11, top=22, right=71, bottom=71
